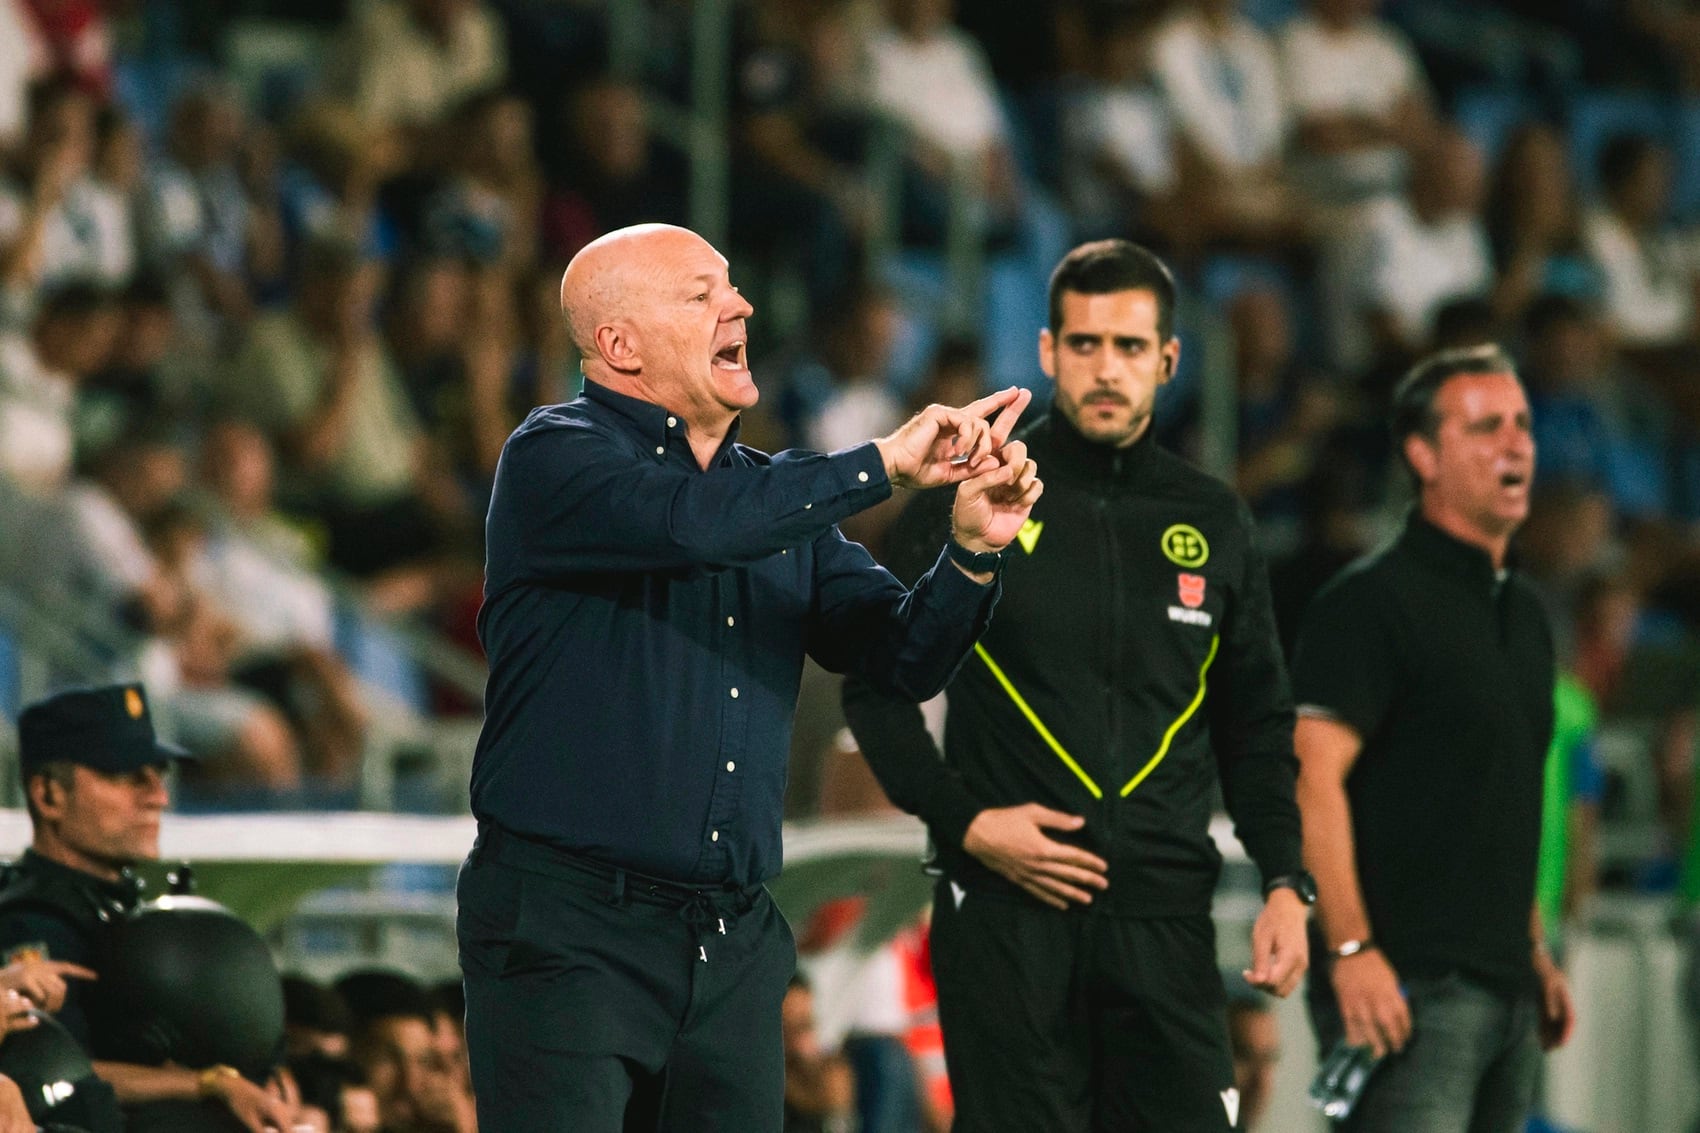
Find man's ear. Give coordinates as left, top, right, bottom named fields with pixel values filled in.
left=1404, top=432, right=1439, bottom=484
left=1037, top=329, right=1056, bottom=380
left=595, top=322, right=642, bottom=375
left=28, top=775, right=63, bottom=821
left=1159, top=339, right=1180, bottom=386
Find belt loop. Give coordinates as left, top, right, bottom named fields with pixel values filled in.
left=609, top=869, right=627, bottom=906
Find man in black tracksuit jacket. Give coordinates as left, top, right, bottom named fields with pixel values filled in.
left=843, top=241, right=1311, bottom=1132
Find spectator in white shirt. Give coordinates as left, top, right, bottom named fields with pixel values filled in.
left=1583, top=133, right=1695, bottom=353
left=1062, top=7, right=1187, bottom=245
left=1327, top=128, right=1493, bottom=369
left=863, top=0, right=1022, bottom=241
left=0, top=79, right=133, bottom=310
left=1278, top=0, right=1436, bottom=207
left=0, top=280, right=121, bottom=496
left=1149, top=0, right=1305, bottom=248
left=0, top=0, right=47, bottom=160
left=328, top=0, right=507, bottom=160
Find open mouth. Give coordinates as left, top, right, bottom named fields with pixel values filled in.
left=1499, top=471, right=1528, bottom=490
left=713, top=340, right=747, bottom=371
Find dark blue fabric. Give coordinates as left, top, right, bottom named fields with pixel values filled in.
left=473, top=379, right=998, bottom=886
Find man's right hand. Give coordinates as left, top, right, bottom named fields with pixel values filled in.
left=875, top=388, right=1032, bottom=489
left=962, top=804, right=1108, bottom=910
left=1330, top=947, right=1411, bottom=1058
left=0, top=956, right=96, bottom=1014
left=207, top=1071, right=297, bottom=1133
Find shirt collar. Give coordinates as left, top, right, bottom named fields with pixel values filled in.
left=1398, top=509, right=1510, bottom=589
left=581, top=378, right=742, bottom=464
left=18, top=848, right=142, bottom=904
left=1040, top=401, right=1157, bottom=482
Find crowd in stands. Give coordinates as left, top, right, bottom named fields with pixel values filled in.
left=0, top=0, right=1689, bottom=947
left=280, top=969, right=475, bottom=1133
left=0, top=0, right=1691, bottom=895
left=5, top=0, right=1700, bottom=1129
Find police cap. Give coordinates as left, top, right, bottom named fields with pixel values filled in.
left=17, top=685, right=190, bottom=774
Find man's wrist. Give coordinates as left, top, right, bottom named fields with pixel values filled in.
left=1328, top=937, right=1375, bottom=959
left=197, top=1064, right=240, bottom=1100
left=945, top=537, right=1003, bottom=577
left=1261, top=870, right=1316, bottom=906
left=872, top=438, right=902, bottom=486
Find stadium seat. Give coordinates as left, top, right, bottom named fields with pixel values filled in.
left=1567, top=89, right=1673, bottom=201
left=1452, top=84, right=1538, bottom=165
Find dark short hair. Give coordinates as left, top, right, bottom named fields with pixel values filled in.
left=36, top=279, right=119, bottom=324
left=288, top=1054, right=370, bottom=1127
left=282, top=975, right=355, bottom=1036
left=1598, top=132, right=1663, bottom=195
left=1047, top=239, right=1176, bottom=341
left=1389, top=344, right=1521, bottom=480
left=334, top=969, right=434, bottom=1033
left=21, top=759, right=75, bottom=824
left=1523, top=292, right=1593, bottom=340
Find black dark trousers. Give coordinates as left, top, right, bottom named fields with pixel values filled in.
left=456, top=825, right=796, bottom=1133
left=930, top=876, right=1240, bottom=1132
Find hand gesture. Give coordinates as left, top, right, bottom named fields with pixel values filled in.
left=0, top=956, right=96, bottom=1014
left=0, top=992, right=37, bottom=1040
left=962, top=803, right=1108, bottom=910
left=1330, top=948, right=1410, bottom=1058
left=876, top=388, right=1032, bottom=489
left=951, top=439, right=1042, bottom=553
left=1242, top=890, right=1309, bottom=997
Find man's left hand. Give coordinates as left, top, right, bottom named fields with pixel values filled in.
left=951, top=440, right=1042, bottom=554
left=1243, top=888, right=1309, bottom=998
left=876, top=388, right=1031, bottom=489
left=1533, top=946, right=1575, bottom=1050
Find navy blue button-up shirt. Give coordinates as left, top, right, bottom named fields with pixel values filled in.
left=473, top=380, right=1000, bottom=887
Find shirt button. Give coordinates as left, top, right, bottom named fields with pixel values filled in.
left=726, top=761, right=736, bottom=772
left=655, top=446, right=665, bottom=455
left=666, top=416, right=677, bottom=428
left=726, top=616, right=735, bottom=627
left=711, top=830, right=720, bottom=842
left=729, top=687, right=739, bottom=698
left=857, top=471, right=869, bottom=483
left=804, top=503, right=813, bottom=509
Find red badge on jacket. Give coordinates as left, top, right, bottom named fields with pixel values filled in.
left=1177, top=573, right=1206, bottom=609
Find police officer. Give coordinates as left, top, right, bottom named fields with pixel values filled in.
left=0, top=684, right=296, bottom=1132
left=844, top=240, right=1311, bottom=1131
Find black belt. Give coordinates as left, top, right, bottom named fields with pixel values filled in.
left=473, top=821, right=761, bottom=917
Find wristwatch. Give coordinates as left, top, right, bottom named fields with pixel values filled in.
left=197, top=1064, right=240, bottom=1098
left=945, top=537, right=1004, bottom=576
left=1261, top=870, right=1317, bottom=906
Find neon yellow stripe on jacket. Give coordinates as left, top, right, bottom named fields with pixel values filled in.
left=1121, top=634, right=1220, bottom=797
left=974, top=644, right=1103, bottom=799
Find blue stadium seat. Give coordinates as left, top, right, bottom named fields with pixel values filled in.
left=110, top=56, right=211, bottom=145
left=1567, top=89, right=1673, bottom=201
left=1452, top=84, right=1538, bottom=165
left=1241, top=0, right=1302, bottom=33
left=334, top=603, right=429, bottom=716
left=0, top=624, right=18, bottom=723
left=1669, top=98, right=1700, bottom=221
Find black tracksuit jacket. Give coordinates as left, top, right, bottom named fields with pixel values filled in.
left=842, top=408, right=1303, bottom=916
